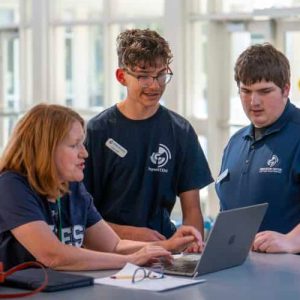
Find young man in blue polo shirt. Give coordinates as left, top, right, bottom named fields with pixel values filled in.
left=216, top=43, right=300, bottom=254
left=84, top=29, right=213, bottom=245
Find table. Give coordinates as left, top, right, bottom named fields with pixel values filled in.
left=1, top=252, right=300, bottom=299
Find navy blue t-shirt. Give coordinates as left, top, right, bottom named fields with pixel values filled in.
left=216, top=100, right=300, bottom=233
left=0, top=171, right=101, bottom=270
left=84, top=105, right=213, bottom=238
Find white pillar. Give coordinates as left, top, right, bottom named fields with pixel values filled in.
left=31, top=0, right=49, bottom=103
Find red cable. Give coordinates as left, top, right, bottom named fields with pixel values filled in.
left=0, top=261, right=48, bottom=298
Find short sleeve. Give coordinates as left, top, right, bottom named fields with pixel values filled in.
left=77, top=182, right=102, bottom=228
left=0, top=172, right=46, bottom=233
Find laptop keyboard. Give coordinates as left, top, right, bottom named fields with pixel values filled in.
left=164, top=255, right=200, bottom=274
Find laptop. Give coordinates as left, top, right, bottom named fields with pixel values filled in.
left=164, top=203, right=268, bottom=277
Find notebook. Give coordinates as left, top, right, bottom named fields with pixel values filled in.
left=3, top=268, right=94, bottom=292
left=165, top=203, right=268, bottom=277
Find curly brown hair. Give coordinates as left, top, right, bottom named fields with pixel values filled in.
left=116, top=28, right=173, bottom=70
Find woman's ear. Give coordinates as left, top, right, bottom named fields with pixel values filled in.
left=116, top=69, right=126, bottom=86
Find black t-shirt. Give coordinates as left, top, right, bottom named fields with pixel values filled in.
left=84, top=105, right=213, bottom=238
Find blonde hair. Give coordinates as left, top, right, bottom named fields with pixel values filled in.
left=0, top=103, right=84, bottom=199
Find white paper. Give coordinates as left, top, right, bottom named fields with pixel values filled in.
left=94, top=263, right=206, bottom=292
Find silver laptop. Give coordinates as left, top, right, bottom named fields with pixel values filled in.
left=164, top=203, right=268, bottom=277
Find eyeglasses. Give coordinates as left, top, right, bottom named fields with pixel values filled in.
left=131, top=266, right=164, bottom=283
left=124, top=67, right=173, bottom=87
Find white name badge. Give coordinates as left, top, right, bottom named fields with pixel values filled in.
left=216, top=168, right=229, bottom=184
left=105, top=138, right=128, bottom=158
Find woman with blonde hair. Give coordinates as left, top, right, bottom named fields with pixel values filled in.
left=0, top=103, right=202, bottom=271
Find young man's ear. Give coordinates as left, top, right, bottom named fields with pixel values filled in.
left=282, top=83, right=290, bottom=98
left=116, top=68, right=126, bottom=86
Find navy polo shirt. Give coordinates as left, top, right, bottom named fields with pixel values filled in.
left=216, top=100, right=300, bottom=233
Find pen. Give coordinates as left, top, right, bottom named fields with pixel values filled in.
left=110, top=275, right=132, bottom=279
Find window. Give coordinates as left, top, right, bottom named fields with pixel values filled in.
left=50, top=0, right=164, bottom=112
left=109, top=0, right=164, bottom=18
left=188, top=21, right=208, bottom=119
left=53, top=0, right=104, bottom=22
left=0, top=0, right=22, bottom=152
left=216, top=0, right=300, bottom=13
left=4, top=0, right=300, bottom=219
left=51, top=1, right=104, bottom=109
left=286, top=31, right=300, bottom=108
left=52, top=25, right=104, bottom=108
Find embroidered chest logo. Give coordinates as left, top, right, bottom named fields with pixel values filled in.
left=148, top=144, right=171, bottom=173
left=259, top=154, right=282, bottom=174
left=267, top=155, right=279, bottom=168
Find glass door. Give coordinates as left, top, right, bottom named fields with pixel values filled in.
left=277, top=21, right=300, bottom=108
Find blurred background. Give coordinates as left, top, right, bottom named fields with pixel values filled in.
left=1, top=0, right=300, bottom=224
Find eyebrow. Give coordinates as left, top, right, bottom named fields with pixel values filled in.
left=134, top=67, right=168, bottom=75
left=240, top=86, right=275, bottom=92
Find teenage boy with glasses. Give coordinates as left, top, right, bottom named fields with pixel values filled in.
left=84, top=29, right=213, bottom=249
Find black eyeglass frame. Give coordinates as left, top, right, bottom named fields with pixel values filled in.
left=123, top=67, right=173, bottom=87
left=131, top=266, right=164, bottom=284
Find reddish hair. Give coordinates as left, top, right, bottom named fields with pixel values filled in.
left=0, top=103, right=84, bottom=199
